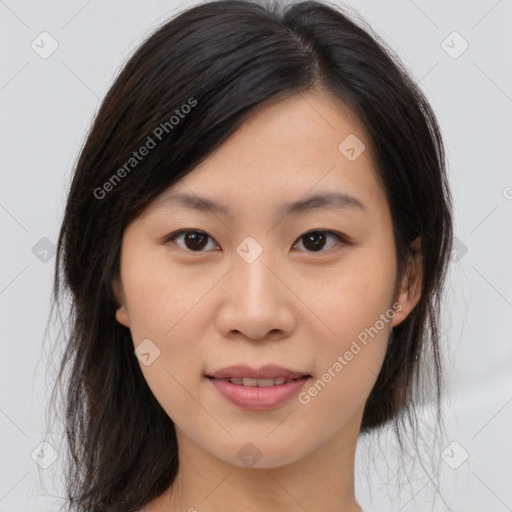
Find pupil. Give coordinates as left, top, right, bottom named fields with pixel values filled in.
left=186, top=232, right=207, bottom=250
left=304, top=232, right=325, bottom=251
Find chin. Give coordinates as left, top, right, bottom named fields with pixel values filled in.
left=210, top=436, right=313, bottom=471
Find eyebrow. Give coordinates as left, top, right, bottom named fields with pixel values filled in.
left=158, top=191, right=366, bottom=217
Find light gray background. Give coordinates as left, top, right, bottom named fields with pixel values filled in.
left=1, top=0, right=511, bottom=511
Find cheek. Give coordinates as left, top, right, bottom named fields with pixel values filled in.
left=318, top=243, right=397, bottom=342
left=306, top=244, right=396, bottom=404
left=121, top=251, right=214, bottom=341
left=120, top=256, right=216, bottom=418
left=124, top=274, right=211, bottom=393
left=124, top=274, right=210, bottom=430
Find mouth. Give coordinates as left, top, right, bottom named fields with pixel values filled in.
left=205, top=365, right=312, bottom=410
left=206, top=376, right=311, bottom=387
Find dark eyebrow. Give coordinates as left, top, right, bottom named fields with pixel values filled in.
left=280, top=192, right=365, bottom=215
left=158, top=191, right=366, bottom=217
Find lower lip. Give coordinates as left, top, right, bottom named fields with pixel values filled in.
left=208, top=377, right=310, bottom=410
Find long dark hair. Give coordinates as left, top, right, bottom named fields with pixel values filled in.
left=46, top=0, right=453, bottom=510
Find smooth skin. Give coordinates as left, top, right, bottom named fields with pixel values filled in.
left=113, top=88, right=422, bottom=512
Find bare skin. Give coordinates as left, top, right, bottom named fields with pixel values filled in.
left=113, top=88, right=422, bottom=512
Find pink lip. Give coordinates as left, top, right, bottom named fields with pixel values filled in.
left=208, top=377, right=310, bottom=410
left=206, top=365, right=311, bottom=410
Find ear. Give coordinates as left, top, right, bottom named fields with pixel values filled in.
left=112, top=276, right=131, bottom=328
left=390, top=236, right=423, bottom=328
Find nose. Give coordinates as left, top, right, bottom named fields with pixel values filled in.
left=216, top=242, right=297, bottom=342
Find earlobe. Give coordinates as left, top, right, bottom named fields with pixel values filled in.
left=112, top=277, right=131, bottom=327
left=115, top=305, right=131, bottom=328
left=390, top=237, right=423, bottom=328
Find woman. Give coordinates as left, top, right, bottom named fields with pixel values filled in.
left=48, top=1, right=453, bottom=510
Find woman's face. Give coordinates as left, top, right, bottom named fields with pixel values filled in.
left=114, top=89, right=421, bottom=469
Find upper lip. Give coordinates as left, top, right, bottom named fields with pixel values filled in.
left=206, top=365, right=311, bottom=380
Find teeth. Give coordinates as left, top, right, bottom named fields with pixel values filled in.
left=253, top=378, right=275, bottom=387
left=221, top=377, right=301, bottom=386
left=214, top=376, right=307, bottom=386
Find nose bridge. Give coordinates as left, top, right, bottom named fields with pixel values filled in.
left=216, top=234, right=295, bottom=340
left=233, top=235, right=280, bottom=308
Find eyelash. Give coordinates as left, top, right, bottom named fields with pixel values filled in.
left=164, top=229, right=348, bottom=254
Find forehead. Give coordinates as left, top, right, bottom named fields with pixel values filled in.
left=150, top=89, right=384, bottom=218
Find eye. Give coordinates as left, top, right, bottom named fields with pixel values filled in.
left=166, top=230, right=220, bottom=252
left=292, top=230, right=347, bottom=253
left=165, top=229, right=347, bottom=254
